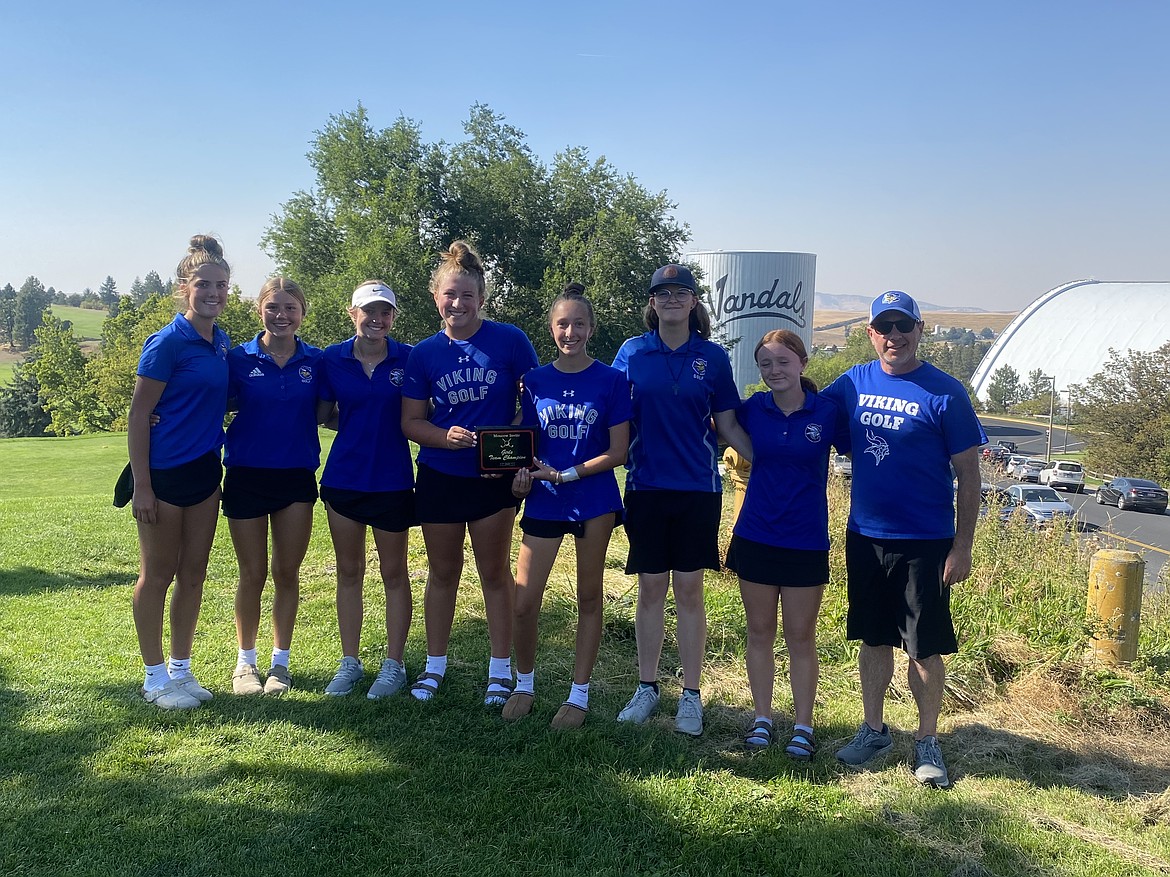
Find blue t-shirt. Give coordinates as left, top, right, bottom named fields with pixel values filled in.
left=733, top=390, right=848, bottom=551
left=225, top=335, right=322, bottom=471
left=403, top=320, right=539, bottom=478
left=611, top=330, right=740, bottom=493
left=136, top=313, right=230, bottom=469
left=822, top=360, right=987, bottom=540
left=318, top=337, right=415, bottom=493
left=520, top=360, right=632, bottom=522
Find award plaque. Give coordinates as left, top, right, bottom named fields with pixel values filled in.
left=478, top=427, right=536, bottom=473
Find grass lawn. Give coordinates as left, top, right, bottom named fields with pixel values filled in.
left=49, top=304, right=107, bottom=340
left=0, top=360, right=14, bottom=386
left=1, top=435, right=1168, bottom=876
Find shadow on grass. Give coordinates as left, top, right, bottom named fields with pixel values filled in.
left=0, top=565, right=131, bottom=597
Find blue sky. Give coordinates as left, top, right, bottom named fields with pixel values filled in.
left=3, top=1, right=1167, bottom=311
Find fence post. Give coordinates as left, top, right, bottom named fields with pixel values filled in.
left=722, top=447, right=751, bottom=526
left=1086, top=549, right=1144, bottom=665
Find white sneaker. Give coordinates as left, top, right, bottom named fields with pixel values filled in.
left=616, top=685, right=659, bottom=724
left=675, top=691, right=703, bottom=736
left=324, top=657, right=364, bottom=696
left=143, top=678, right=200, bottom=710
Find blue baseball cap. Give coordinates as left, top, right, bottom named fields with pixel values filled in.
left=870, top=290, right=921, bottom=322
left=649, top=264, right=698, bottom=294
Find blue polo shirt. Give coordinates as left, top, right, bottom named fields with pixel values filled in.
left=734, top=390, right=848, bottom=551
left=224, top=334, right=322, bottom=471
left=822, top=360, right=987, bottom=540
left=611, top=330, right=740, bottom=493
left=137, top=313, right=230, bottom=469
left=520, top=360, right=631, bottom=522
left=318, top=337, right=415, bottom=493
left=403, top=320, right=539, bottom=478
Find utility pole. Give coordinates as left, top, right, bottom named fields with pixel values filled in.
left=1043, top=375, right=1056, bottom=462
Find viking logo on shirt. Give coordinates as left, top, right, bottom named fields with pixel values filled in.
left=389, top=368, right=405, bottom=387
left=299, top=365, right=313, bottom=383
left=805, top=423, right=822, bottom=443
left=864, top=429, right=890, bottom=465
left=435, top=367, right=497, bottom=404
left=691, top=358, right=708, bottom=380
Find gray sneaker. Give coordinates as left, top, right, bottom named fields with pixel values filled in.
left=367, top=658, right=406, bottom=699
left=913, top=735, right=951, bottom=788
left=836, top=722, right=894, bottom=768
left=674, top=691, right=703, bottom=736
left=324, top=657, right=364, bottom=696
left=616, top=685, right=659, bottom=724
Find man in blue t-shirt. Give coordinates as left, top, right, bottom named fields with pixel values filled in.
left=821, top=290, right=985, bottom=789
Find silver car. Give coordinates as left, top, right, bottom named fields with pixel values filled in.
left=1005, top=484, right=1077, bottom=526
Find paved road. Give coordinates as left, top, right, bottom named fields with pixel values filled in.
left=981, top=416, right=1169, bottom=587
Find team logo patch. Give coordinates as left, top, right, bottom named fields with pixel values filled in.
left=248, top=367, right=264, bottom=378
left=881, top=292, right=901, bottom=305
left=805, top=423, right=822, bottom=443
left=864, top=429, right=890, bottom=465
left=388, top=368, right=405, bottom=387
left=691, top=358, right=708, bottom=380
left=299, top=365, right=313, bottom=383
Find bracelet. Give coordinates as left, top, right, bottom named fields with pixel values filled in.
left=560, top=466, right=581, bottom=483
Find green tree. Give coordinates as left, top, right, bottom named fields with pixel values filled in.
left=0, top=364, right=52, bottom=437
left=265, top=104, right=688, bottom=361
left=22, top=315, right=107, bottom=434
left=15, top=276, right=53, bottom=349
left=984, top=364, right=1021, bottom=413
left=86, top=294, right=175, bottom=430
left=217, top=288, right=262, bottom=346
left=142, top=271, right=167, bottom=298
left=1074, top=341, right=1170, bottom=484
left=804, top=328, right=875, bottom=390
left=98, top=276, right=119, bottom=315
left=0, top=283, right=16, bottom=347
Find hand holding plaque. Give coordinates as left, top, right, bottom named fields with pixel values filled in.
left=477, top=426, right=536, bottom=473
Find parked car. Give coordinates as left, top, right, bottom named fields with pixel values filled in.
left=1017, top=459, right=1046, bottom=483
left=1004, top=455, right=1028, bottom=477
left=982, top=445, right=1009, bottom=464
left=1094, top=478, right=1169, bottom=514
left=1038, top=460, right=1085, bottom=493
left=831, top=454, right=852, bottom=478
left=979, top=484, right=1014, bottom=523
left=1004, top=484, right=1077, bottom=526
left=998, top=440, right=1017, bottom=453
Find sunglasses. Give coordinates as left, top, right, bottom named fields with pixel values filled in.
left=870, top=318, right=919, bottom=335
left=652, top=289, right=694, bottom=302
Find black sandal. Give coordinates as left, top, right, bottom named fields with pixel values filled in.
left=786, top=727, right=817, bottom=761
left=745, top=719, right=773, bottom=750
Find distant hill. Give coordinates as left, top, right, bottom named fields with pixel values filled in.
left=815, top=293, right=987, bottom=313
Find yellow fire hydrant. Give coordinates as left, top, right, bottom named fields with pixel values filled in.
left=1086, top=549, right=1144, bottom=666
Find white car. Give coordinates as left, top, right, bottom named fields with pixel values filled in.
left=1004, top=455, right=1028, bottom=477
left=1038, top=460, right=1085, bottom=493
left=1017, top=459, right=1046, bottom=483
left=1004, top=484, right=1077, bottom=526
left=831, top=454, right=852, bottom=477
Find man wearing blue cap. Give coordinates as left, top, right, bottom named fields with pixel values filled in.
left=821, top=291, right=985, bottom=788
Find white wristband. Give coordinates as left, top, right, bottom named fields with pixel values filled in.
left=560, top=466, right=581, bottom=483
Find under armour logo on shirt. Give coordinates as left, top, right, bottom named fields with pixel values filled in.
left=562, top=390, right=575, bottom=398
left=458, top=355, right=470, bottom=363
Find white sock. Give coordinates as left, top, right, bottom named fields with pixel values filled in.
left=488, top=656, right=512, bottom=684
left=238, top=648, right=257, bottom=666
left=271, top=648, right=290, bottom=668
left=567, top=682, right=589, bottom=709
left=515, top=670, right=535, bottom=695
left=167, top=657, right=191, bottom=679
left=425, top=654, right=448, bottom=677
left=144, top=662, right=169, bottom=692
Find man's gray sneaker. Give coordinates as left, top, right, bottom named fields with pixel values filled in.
left=324, top=657, right=364, bottom=696
left=674, top=690, right=703, bottom=736
left=616, top=685, right=659, bottom=724
left=913, top=735, right=951, bottom=788
left=367, top=658, right=406, bottom=699
left=836, top=722, right=894, bottom=768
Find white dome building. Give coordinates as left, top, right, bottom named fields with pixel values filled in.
left=971, top=280, right=1170, bottom=401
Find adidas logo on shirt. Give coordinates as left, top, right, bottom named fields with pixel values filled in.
left=248, top=367, right=264, bottom=378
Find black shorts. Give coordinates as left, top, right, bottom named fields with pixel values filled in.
left=725, top=535, right=829, bottom=588
left=414, top=462, right=520, bottom=524
left=623, top=489, right=723, bottom=575
left=113, top=452, right=222, bottom=509
left=321, top=485, right=416, bottom=533
left=844, top=529, right=957, bottom=659
left=222, top=466, right=318, bottom=519
left=520, top=511, right=620, bottom=540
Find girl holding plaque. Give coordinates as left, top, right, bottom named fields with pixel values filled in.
left=504, top=284, right=631, bottom=728
left=610, top=264, right=749, bottom=736
left=401, top=241, right=539, bottom=707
